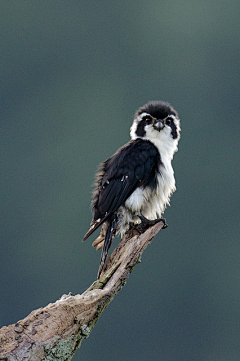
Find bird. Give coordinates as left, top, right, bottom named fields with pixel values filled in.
left=83, top=100, right=181, bottom=279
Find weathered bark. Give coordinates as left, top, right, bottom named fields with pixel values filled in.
left=0, top=222, right=164, bottom=361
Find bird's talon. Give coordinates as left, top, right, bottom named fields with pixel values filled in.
left=159, top=218, right=168, bottom=229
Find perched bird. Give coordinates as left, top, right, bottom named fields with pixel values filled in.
left=83, top=100, right=181, bottom=278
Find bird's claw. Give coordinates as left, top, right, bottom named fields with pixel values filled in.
left=134, top=215, right=168, bottom=233
left=159, top=218, right=168, bottom=229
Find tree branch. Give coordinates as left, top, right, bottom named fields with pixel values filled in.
left=0, top=222, right=164, bottom=361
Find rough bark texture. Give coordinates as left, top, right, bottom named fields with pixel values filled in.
left=0, top=222, right=164, bottom=361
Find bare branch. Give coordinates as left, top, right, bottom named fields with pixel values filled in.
left=0, top=222, right=164, bottom=361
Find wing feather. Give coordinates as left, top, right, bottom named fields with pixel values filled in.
left=83, top=138, right=161, bottom=241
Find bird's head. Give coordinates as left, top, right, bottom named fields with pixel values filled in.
left=130, top=101, right=181, bottom=157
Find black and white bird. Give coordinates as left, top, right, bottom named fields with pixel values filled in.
left=83, top=100, right=181, bottom=278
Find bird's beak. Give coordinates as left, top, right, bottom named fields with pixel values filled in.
left=153, top=119, right=165, bottom=131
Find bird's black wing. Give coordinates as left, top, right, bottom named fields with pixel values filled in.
left=83, top=138, right=161, bottom=241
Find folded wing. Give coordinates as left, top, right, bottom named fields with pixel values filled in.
left=83, top=138, right=161, bottom=241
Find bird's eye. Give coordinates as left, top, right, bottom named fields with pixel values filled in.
left=142, top=115, right=152, bottom=124
left=165, top=117, right=172, bottom=126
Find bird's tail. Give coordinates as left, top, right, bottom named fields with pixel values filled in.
left=97, top=216, right=117, bottom=279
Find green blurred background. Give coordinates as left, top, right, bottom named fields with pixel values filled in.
left=1, top=1, right=240, bottom=360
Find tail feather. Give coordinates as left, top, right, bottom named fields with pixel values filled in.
left=97, top=217, right=117, bottom=279
left=82, top=214, right=109, bottom=242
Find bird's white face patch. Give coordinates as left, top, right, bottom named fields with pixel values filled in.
left=130, top=112, right=149, bottom=140
left=130, top=113, right=180, bottom=160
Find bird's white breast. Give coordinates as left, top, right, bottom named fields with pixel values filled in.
left=116, top=118, right=180, bottom=235
left=118, top=139, right=176, bottom=234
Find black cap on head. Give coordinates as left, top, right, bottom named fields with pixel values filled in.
left=135, top=100, right=178, bottom=120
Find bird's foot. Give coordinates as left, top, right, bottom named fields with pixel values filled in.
left=135, top=214, right=168, bottom=233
